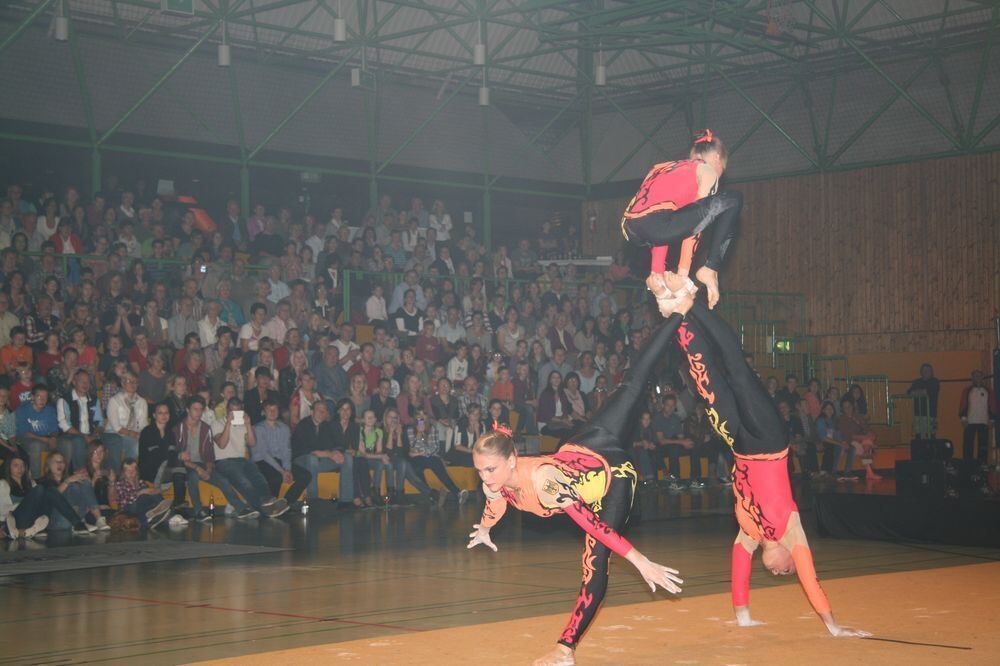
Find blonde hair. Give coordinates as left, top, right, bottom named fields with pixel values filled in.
left=690, top=129, right=728, bottom=161
left=472, top=431, right=516, bottom=459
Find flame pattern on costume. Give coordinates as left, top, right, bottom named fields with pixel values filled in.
left=679, top=322, right=734, bottom=448
left=732, top=457, right=776, bottom=541
left=620, top=160, right=686, bottom=228
left=557, top=457, right=637, bottom=648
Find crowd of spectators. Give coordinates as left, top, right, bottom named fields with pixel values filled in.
left=0, top=177, right=645, bottom=538
left=0, top=176, right=896, bottom=540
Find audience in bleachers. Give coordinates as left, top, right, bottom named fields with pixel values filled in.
left=0, top=176, right=881, bottom=540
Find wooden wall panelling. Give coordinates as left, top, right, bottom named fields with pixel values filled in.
left=583, top=153, right=1000, bottom=354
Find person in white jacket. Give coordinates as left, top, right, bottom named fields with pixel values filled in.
left=103, top=374, right=149, bottom=472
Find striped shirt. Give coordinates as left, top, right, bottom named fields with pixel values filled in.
left=252, top=420, right=292, bottom=472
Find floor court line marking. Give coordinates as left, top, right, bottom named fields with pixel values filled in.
left=22, top=586, right=425, bottom=633
left=862, top=637, right=972, bottom=650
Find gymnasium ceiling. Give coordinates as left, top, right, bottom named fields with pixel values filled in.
left=1, top=1, right=999, bottom=185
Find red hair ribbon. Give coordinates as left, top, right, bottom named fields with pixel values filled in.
left=694, top=129, right=714, bottom=144
left=493, top=421, right=513, bottom=438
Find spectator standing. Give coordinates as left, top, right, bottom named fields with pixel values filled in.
left=960, top=370, right=996, bottom=464
left=908, top=363, right=941, bottom=436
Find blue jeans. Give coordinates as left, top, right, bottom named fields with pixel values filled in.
left=102, top=433, right=139, bottom=472
left=294, top=452, right=354, bottom=501
left=23, top=436, right=54, bottom=478
left=124, top=493, right=165, bottom=527
left=514, top=403, right=538, bottom=436
left=632, top=447, right=660, bottom=481
left=185, top=465, right=249, bottom=512
left=57, top=434, right=89, bottom=472
left=215, top=458, right=273, bottom=511
left=13, top=485, right=82, bottom=530
left=50, top=480, right=100, bottom=529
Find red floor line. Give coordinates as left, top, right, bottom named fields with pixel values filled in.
left=31, top=587, right=425, bottom=633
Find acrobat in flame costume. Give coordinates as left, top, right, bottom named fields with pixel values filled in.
left=676, top=302, right=832, bottom=617
left=476, top=313, right=684, bottom=648
left=620, top=134, right=742, bottom=278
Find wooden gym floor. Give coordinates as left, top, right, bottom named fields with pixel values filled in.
left=1, top=480, right=998, bottom=665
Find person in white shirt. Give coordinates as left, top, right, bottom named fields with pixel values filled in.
left=262, top=300, right=293, bottom=346
left=103, top=373, right=149, bottom=472
left=198, top=299, right=224, bottom=348
left=266, top=264, right=290, bottom=304
left=388, top=270, right=427, bottom=313
left=117, top=221, right=143, bottom=259
left=332, top=324, right=361, bottom=370
left=55, top=370, right=104, bottom=473
left=428, top=199, right=452, bottom=242
left=447, top=343, right=470, bottom=383
left=960, top=370, right=996, bottom=464
left=366, top=284, right=388, bottom=322
left=437, top=306, right=467, bottom=354
left=213, top=397, right=288, bottom=517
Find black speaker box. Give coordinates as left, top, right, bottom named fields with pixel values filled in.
left=910, top=438, right=953, bottom=462
left=896, top=460, right=946, bottom=498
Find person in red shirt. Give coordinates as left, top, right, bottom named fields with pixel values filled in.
left=179, top=349, right=207, bottom=396
left=414, top=320, right=442, bottom=365
left=128, top=329, right=159, bottom=376
left=0, top=327, right=33, bottom=379
left=489, top=366, right=514, bottom=408
left=620, top=129, right=741, bottom=309
left=347, top=343, right=382, bottom=395
left=9, top=363, right=34, bottom=411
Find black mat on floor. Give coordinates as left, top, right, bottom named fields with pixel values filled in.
left=0, top=540, right=289, bottom=576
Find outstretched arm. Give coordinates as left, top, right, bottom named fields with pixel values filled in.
left=536, top=466, right=683, bottom=594
left=467, top=484, right=507, bottom=552
left=780, top=512, right=870, bottom=638
left=732, top=530, right=763, bottom=626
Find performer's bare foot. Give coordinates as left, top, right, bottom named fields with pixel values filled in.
left=659, top=289, right=695, bottom=319
left=695, top=266, right=720, bottom=309
left=533, top=644, right=575, bottom=666
left=646, top=272, right=670, bottom=299
left=663, top=270, right=690, bottom=294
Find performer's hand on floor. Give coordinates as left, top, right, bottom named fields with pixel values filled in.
left=627, top=551, right=683, bottom=594
left=827, top=624, right=872, bottom=638
left=733, top=606, right=766, bottom=627
left=467, top=524, right=498, bottom=552
left=696, top=266, right=720, bottom=309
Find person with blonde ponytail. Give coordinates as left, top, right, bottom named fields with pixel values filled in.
left=468, top=308, right=688, bottom=666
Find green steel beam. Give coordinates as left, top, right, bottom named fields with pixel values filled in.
left=247, top=46, right=360, bottom=160
left=260, top=0, right=323, bottom=63
left=805, top=0, right=962, bottom=150
left=600, top=104, right=684, bottom=184
left=727, top=82, right=799, bottom=157
left=98, top=19, right=224, bottom=145
left=66, top=2, right=97, bottom=146
left=972, top=110, right=1000, bottom=147
left=375, top=73, right=474, bottom=175
left=0, top=0, right=58, bottom=56
left=715, top=68, right=819, bottom=168
left=827, top=56, right=936, bottom=165
left=967, top=5, right=999, bottom=146
left=821, top=72, right=839, bottom=160
left=488, top=90, right=584, bottom=189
